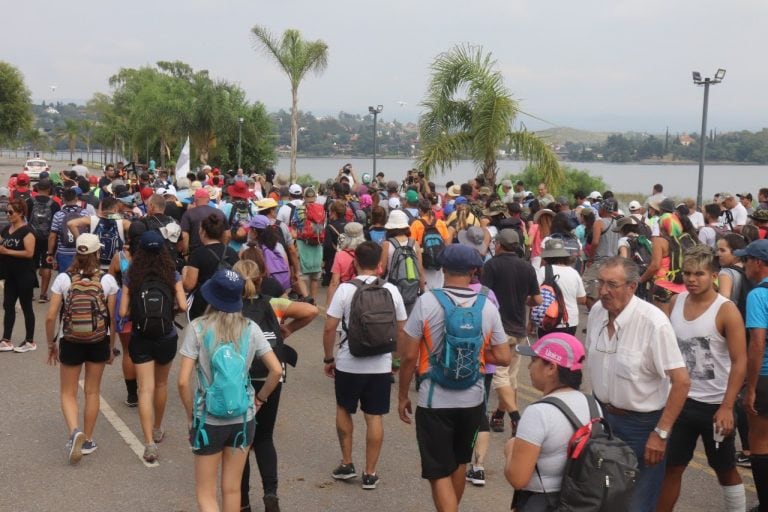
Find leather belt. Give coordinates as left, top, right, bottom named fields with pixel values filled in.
left=595, top=396, right=661, bottom=416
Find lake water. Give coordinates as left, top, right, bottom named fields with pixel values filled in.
left=279, top=157, right=768, bottom=200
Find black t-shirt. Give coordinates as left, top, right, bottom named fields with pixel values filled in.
left=481, top=253, right=540, bottom=336
left=1, top=224, right=36, bottom=278
left=164, top=201, right=186, bottom=222
left=187, top=242, right=239, bottom=319
left=180, top=205, right=228, bottom=253
left=324, top=219, right=346, bottom=250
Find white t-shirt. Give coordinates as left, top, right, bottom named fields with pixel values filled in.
left=51, top=272, right=119, bottom=336
left=689, top=211, right=705, bottom=230
left=698, top=225, right=718, bottom=248
left=327, top=275, right=408, bottom=374
left=71, top=164, right=89, bottom=177
left=586, top=296, right=686, bottom=411
left=516, top=390, right=601, bottom=492
left=536, top=264, right=586, bottom=328
left=277, top=200, right=302, bottom=225
left=730, top=203, right=748, bottom=227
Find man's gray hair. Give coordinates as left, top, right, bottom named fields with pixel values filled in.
left=599, top=256, right=641, bottom=284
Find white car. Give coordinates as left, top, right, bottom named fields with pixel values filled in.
left=23, top=159, right=50, bottom=181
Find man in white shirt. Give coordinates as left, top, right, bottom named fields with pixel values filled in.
left=720, top=192, right=748, bottom=232
left=276, top=184, right=303, bottom=225
left=323, top=241, right=407, bottom=490
left=657, top=246, right=747, bottom=512
left=71, top=158, right=89, bottom=178
left=586, top=257, right=690, bottom=512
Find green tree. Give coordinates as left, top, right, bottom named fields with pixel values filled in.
left=55, top=119, right=81, bottom=160
left=251, top=25, right=329, bottom=182
left=504, top=165, right=607, bottom=201
left=417, top=44, right=561, bottom=189
left=0, top=61, right=33, bottom=144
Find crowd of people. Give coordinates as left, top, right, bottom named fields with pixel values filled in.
left=0, top=159, right=766, bottom=512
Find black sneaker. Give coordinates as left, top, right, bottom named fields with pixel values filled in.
left=263, top=494, right=280, bottom=512
left=361, top=473, right=379, bottom=490
left=490, top=410, right=505, bottom=432
left=332, top=462, right=357, bottom=480
left=125, top=394, right=139, bottom=407
left=735, top=451, right=751, bottom=468
left=466, top=466, right=486, bottom=486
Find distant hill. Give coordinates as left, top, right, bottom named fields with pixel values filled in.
left=534, top=127, right=615, bottom=145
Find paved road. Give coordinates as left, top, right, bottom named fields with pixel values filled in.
left=0, top=158, right=758, bottom=511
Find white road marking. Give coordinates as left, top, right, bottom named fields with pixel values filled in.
left=78, top=380, right=158, bottom=468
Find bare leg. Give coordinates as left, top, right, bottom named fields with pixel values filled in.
left=428, top=465, right=467, bottom=512
left=363, top=413, right=383, bottom=474
left=135, top=361, right=156, bottom=444
left=335, top=405, right=354, bottom=464
left=195, top=452, right=222, bottom=512
left=473, top=431, right=489, bottom=466
left=82, top=361, right=106, bottom=440
left=60, top=364, right=82, bottom=433
left=221, top=445, right=249, bottom=512
left=153, top=362, right=173, bottom=430
left=657, top=464, right=686, bottom=512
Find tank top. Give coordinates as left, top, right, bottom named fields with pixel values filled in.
left=595, top=217, right=620, bottom=260
left=670, top=291, right=731, bottom=404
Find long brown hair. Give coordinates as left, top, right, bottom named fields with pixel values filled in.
left=127, top=246, right=177, bottom=291
left=68, top=252, right=100, bottom=278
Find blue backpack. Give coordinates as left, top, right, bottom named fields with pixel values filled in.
left=191, top=323, right=252, bottom=450
left=424, top=288, right=488, bottom=406
left=419, top=219, right=445, bottom=270
left=90, top=217, right=124, bottom=266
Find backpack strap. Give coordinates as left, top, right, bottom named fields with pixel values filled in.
left=339, top=279, right=365, bottom=342
left=536, top=396, right=586, bottom=431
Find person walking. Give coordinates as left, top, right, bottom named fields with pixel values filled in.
left=47, top=187, right=89, bottom=276
left=234, top=259, right=319, bottom=512
left=0, top=198, right=38, bottom=353
left=27, top=178, right=59, bottom=302
left=398, top=244, right=510, bottom=512
left=178, top=269, right=282, bottom=512
left=45, top=233, right=118, bottom=464
left=585, top=256, right=691, bottom=512
left=323, top=241, right=408, bottom=489
left=657, top=246, right=747, bottom=512
left=480, top=229, right=542, bottom=434
left=533, top=239, right=586, bottom=337
left=120, top=231, right=188, bottom=463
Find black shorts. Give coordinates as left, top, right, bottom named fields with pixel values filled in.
left=667, top=398, right=736, bottom=472
left=191, top=419, right=256, bottom=456
left=34, top=239, right=52, bottom=270
left=334, top=370, right=391, bottom=415
left=129, top=332, right=178, bottom=365
left=415, top=404, right=483, bottom=479
left=58, top=336, right=110, bottom=366
left=756, top=375, right=768, bottom=416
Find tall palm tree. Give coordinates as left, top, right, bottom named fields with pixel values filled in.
left=417, top=44, right=561, bottom=189
left=251, top=25, right=328, bottom=182
left=55, top=119, right=81, bottom=161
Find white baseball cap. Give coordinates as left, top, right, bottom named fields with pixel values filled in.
left=628, top=200, right=642, bottom=212
left=289, top=184, right=303, bottom=196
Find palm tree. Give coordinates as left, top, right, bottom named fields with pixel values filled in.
left=417, top=44, right=562, bottom=189
left=55, top=119, right=81, bottom=161
left=251, top=25, right=328, bottom=183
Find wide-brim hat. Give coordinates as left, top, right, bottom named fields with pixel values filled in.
left=200, top=269, right=244, bottom=313
left=385, top=210, right=409, bottom=230
left=227, top=181, right=251, bottom=199
left=533, top=208, right=555, bottom=223
left=613, top=216, right=639, bottom=232
left=457, top=226, right=489, bottom=256
left=446, top=185, right=461, bottom=198
left=540, top=239, right=571, bottom=259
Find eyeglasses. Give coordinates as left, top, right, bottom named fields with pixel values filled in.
left=6, top=209, right=16, bottom=215
left=594, top=322, right=619, bottom=354
left=594, top=279, right=631, bottom=291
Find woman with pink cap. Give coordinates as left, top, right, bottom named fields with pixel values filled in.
left=504, top=333, right=600, bottom=510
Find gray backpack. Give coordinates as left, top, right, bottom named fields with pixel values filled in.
left=536, top=395, right=638, bottom=512
left=341, top=278, right=398, bottom=357
left=387, top=239, right=420, bottom=306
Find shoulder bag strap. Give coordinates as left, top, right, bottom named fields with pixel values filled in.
left=536, top=396, right=584, bottom=431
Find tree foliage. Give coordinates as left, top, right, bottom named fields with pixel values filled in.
left=504, top=165, right=607, bottom=201
left=0, top=61, right=33, bottom=143
left=251, top=25, right=329, bottom=182
left=416, top=44, right=561, bottom=189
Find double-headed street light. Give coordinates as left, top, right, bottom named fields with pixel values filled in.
left=692, top=68, right=725, bottom=208
left=368, top=105, right=383, bottom=174
left=238, top=117, right=244, bottom=169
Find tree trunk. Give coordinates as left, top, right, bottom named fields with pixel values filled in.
left=290, top=86, right=299, bottom=183
left=482, top=158, right=498, bottom=188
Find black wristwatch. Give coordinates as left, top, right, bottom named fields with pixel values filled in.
left=323, top=356, right=335, bottom=364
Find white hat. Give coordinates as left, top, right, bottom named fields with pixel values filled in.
left=388, top=197, right=401, bottom=210
left=385, top=209, right=410, bottom=230
left=0, top=187, right=9, bottom=197
left=588, top=191, right=602, bottom=200
left=289, top=183, right=303, bottom=196
left=628, top=200, right=642, bottom=212
left=76, top=233, right=102, bottom=255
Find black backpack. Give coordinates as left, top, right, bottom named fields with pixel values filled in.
left=536, top=395, right=638, bottom=512
left=724, top=266, right=754, bottom=321
left=342, top=278, right=398, bottom=357
left=29, top=196, right=54, bottom=238
left=242, top=295, right=288, bottom=380
left=207, top=245, right=233, bottom=271
left=627, top=235, right=653, bottom=272
left=58, top=205, right=84, bottom=250
left=131, top=275, right=175, bottom=338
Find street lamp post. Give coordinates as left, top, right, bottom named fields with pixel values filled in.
left=692, top=69, right=725, bottom=208
left=368, top=105, right=383, bottom=174
left=237, top=117, right=244, bottom=169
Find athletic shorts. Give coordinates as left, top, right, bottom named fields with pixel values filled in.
left=191, top=419, right=256, bottom=456
left=129, top=332, right=178, bottom=365
left=582, top=263, right=601, bottom=300
left=492, top=335, right=524, bottom=390
left=667, top=398, right=736, bottom=472
left=334, top=370, right=391, bottom=415
left=756, top=376, right=768, bottom=416
left=415, top=404, right=483, bottom=479
left=34, top=239, right=52, bottom=270
left=58, top=336, right=110, bottom=366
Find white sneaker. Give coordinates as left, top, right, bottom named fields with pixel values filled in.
left=0, top=341, right=14, bottom=352
left=13, top=341, right=37, bottom=353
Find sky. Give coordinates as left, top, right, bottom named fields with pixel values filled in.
left=3, top=0, right=766, bottom=134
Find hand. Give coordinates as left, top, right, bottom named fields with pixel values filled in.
left=398, top=397, right=412, bottom=424
left=107, top=348, right=116, bottom=366
left=323, top=362, right=336, bottom=378
left=644, top=431, right=667, bottom=466
left=47, top=345, right=59, bottom=366
left=744, top=388, right=758, bottom=415
left=713, top=406, right=735, bottom=436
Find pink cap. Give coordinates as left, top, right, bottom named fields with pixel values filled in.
left=516, top=332, right=585, bottom=371
left=194, top=188, right=210, bottom=199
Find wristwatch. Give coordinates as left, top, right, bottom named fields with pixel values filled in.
left=323, top=356, right=335, bottom=364
left=654, top=427, right=669, bottom=440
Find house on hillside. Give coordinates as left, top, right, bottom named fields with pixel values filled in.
left=679, top=134, right=695, bottom=147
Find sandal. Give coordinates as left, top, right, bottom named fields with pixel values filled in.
left=38, top=295, right=49, bottom=303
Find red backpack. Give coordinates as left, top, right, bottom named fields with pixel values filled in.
left=299, top=202, right=326, bottom=245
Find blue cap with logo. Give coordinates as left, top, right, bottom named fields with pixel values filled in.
left=733, top=239, right=768, bottom=262
left=200, top=269, right=245, bottom=313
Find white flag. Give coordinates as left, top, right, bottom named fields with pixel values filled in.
left=174, top=136, right=190, bottom=177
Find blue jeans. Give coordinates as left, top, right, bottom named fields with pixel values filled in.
left=56, top=252, right=75, bottom=274
left=604, top=409, right=665, bottom=512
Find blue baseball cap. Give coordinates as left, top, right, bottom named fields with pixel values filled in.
left=200, top=269, right=245, bottom=313
left=733, top=239, right=768, bottom=261
left=437, top=244, right=484, bottom=272
left=139, top=230, right=165, bottom=252
left=454, top=196, right=468, bottom=206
